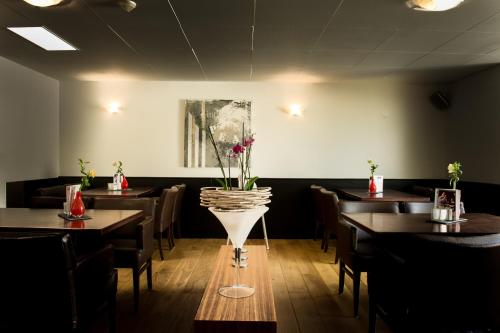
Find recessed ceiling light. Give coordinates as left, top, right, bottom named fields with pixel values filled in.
left=23, top=0, right=63, bottom=7
left=7, top=27, right=77, bottom=51
left=406, top=0, right=464, bottom=11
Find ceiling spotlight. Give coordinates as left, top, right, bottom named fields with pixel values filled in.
left=118, top=0, right=136, bottom=12
left=23, top=0, right=63, bottom=6
left=406, top=0, right=464, bottom=11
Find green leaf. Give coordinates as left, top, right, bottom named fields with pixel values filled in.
left=244, top=176, right=259, bottom=190
left=215, top=178, right=228, bottom=190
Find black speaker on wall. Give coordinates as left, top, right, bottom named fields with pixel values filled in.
left=430, top=91, right=451, bottom=110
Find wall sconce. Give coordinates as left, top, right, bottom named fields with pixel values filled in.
left=288, top=103, right=302, bottom=117
left=107, top=102, right=120, bottom=114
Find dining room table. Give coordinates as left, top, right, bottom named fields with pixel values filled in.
left=341, top=212, right=500, bottom=237
left=337, top=189, right=430, bottom=203
left=82, top=186, right=155, bottom=198
left=0, top=208, right=144, bottom=254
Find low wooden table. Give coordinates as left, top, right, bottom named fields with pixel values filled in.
left=194, top=245, right=277, bottom=333
left=82, top=187, right=154, bottom=198
left=338, top=188, right=430, bottom=202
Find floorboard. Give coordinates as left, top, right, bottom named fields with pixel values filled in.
left=89, top=239, right=392, bottom=333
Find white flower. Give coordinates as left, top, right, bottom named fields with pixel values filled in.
left=447, top=163, right=454, bottom=174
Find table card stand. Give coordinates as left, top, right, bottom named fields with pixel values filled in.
left=432, top=188, right=465, bottom=223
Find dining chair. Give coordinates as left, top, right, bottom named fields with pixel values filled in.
left=93, top=197, right=155, bottom=312
left=319, top=189, right=340, bottom=259
left=404, top=202, right=434, bottom=213
left=368, top=233, right=500, bottom=333
left=0, top=232, right=117, bottom=332
left=155, top=187, right=179, bottom=260
left=310, top=185, right=325, bottom=245
left=172, top=184, right=186, bottom=241
left=337, top=200, right=400, bottom=317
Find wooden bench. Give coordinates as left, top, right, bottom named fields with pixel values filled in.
left=194, top=245, right=277, bottom=333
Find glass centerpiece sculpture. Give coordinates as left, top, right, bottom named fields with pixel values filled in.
left=200, top=125, right=271, bottom=298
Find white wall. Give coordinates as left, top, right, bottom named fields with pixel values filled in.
left=0, top=56, right=59, bottom=207
left=450, top=66, right=500, bottom=185
left=59, top=79, right=452, bottom=180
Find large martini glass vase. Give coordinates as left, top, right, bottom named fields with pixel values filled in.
left=209, top=206, right=269, bottom=298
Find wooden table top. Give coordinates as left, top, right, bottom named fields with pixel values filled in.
left=194, top=245, right=277, bottom=333
left=0, top=208, right=143, bottom=236
left=82, top=187, right=154, bottom=198
left=342, top=213, right=500, bottom=236
left=338, top=189, right=430, bottom=202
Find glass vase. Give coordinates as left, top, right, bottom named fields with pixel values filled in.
left=70, top=191, right=85, bottom=217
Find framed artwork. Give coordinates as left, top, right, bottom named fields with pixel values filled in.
left=183, top=99, right=252, bottom=168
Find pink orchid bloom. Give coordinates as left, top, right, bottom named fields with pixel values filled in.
left=243, top=136, right=255, bottom=147
left=232, top=143, right=245, bottom=154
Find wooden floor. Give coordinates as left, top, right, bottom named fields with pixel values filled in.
left=94, top=239, right=391, bottom=333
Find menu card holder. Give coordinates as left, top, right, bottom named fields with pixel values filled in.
left=432, top=188, right=462, bottom=222
left=65, top=184, right=81, bottom=214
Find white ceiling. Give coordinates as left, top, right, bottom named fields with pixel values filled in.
left=2, top=0, right=500, bottom=82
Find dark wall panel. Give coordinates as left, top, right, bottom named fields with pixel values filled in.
left=6, top=176, right=499, bottom=238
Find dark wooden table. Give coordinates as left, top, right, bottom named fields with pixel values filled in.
left=0, top=208, right=143, bottom=236
left=342, top=213, right=500, bottom=236
left=82, top=187, right=154, bottom=198
left=338, top=189, right=430, bottom=202
left=194, top=245, right=277, bottom=333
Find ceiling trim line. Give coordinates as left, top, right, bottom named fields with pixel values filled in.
left=167, top=0, right=207, bottom=80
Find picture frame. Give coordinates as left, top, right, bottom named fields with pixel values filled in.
left=434, top=188, right=461, bottom=221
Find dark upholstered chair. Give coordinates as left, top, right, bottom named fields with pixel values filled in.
left=154, top=187, right=179, bottom=260
left=93, top=198, right=155, bottom=312
left=319, top=189, right=340, bottom=258
left=404, top=201, right=434, bottom=214
left=368, top=234, right=500, bottom=333
left=310, top=185, right=325, bottom=244
left=337, top=200, right=400, bottom=317
left=0, top=233, right=117, bottom=332
left=172, top=184, right=186, bottom=240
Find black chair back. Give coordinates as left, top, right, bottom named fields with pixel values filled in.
left=155, top=187, right=179, bottom=234
left=404, top=202, right=434, bottom=214
left=319, top=189, right=340, bottom=236
left=340, top=201, right=400, bottom=214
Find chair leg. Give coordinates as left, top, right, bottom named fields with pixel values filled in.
left=108, top=285, right=117, bottom=333
left=334, top=243, right=339, bottom=264
left=339, top=260, right=345, bottom=295
left=353, top=270, right=361, bottom=318
left=368, top=279, right=377, bottom=333
left=261, top=215, right=269, bottom=250
left=169, top=226, right=175, bottom=249
left=323, top=232, right=329, bottom=253
left=157, top=234, right=165, bottom=261
left=314, top=221, right=319, bottom=241
left=147, top=259, right=153, bottom=290
left=133, top=269, right=140, bottom=312
left=166, top=228, right=173, bottom=250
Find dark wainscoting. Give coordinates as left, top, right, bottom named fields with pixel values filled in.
left=6, top=177, right=500, bottom=238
